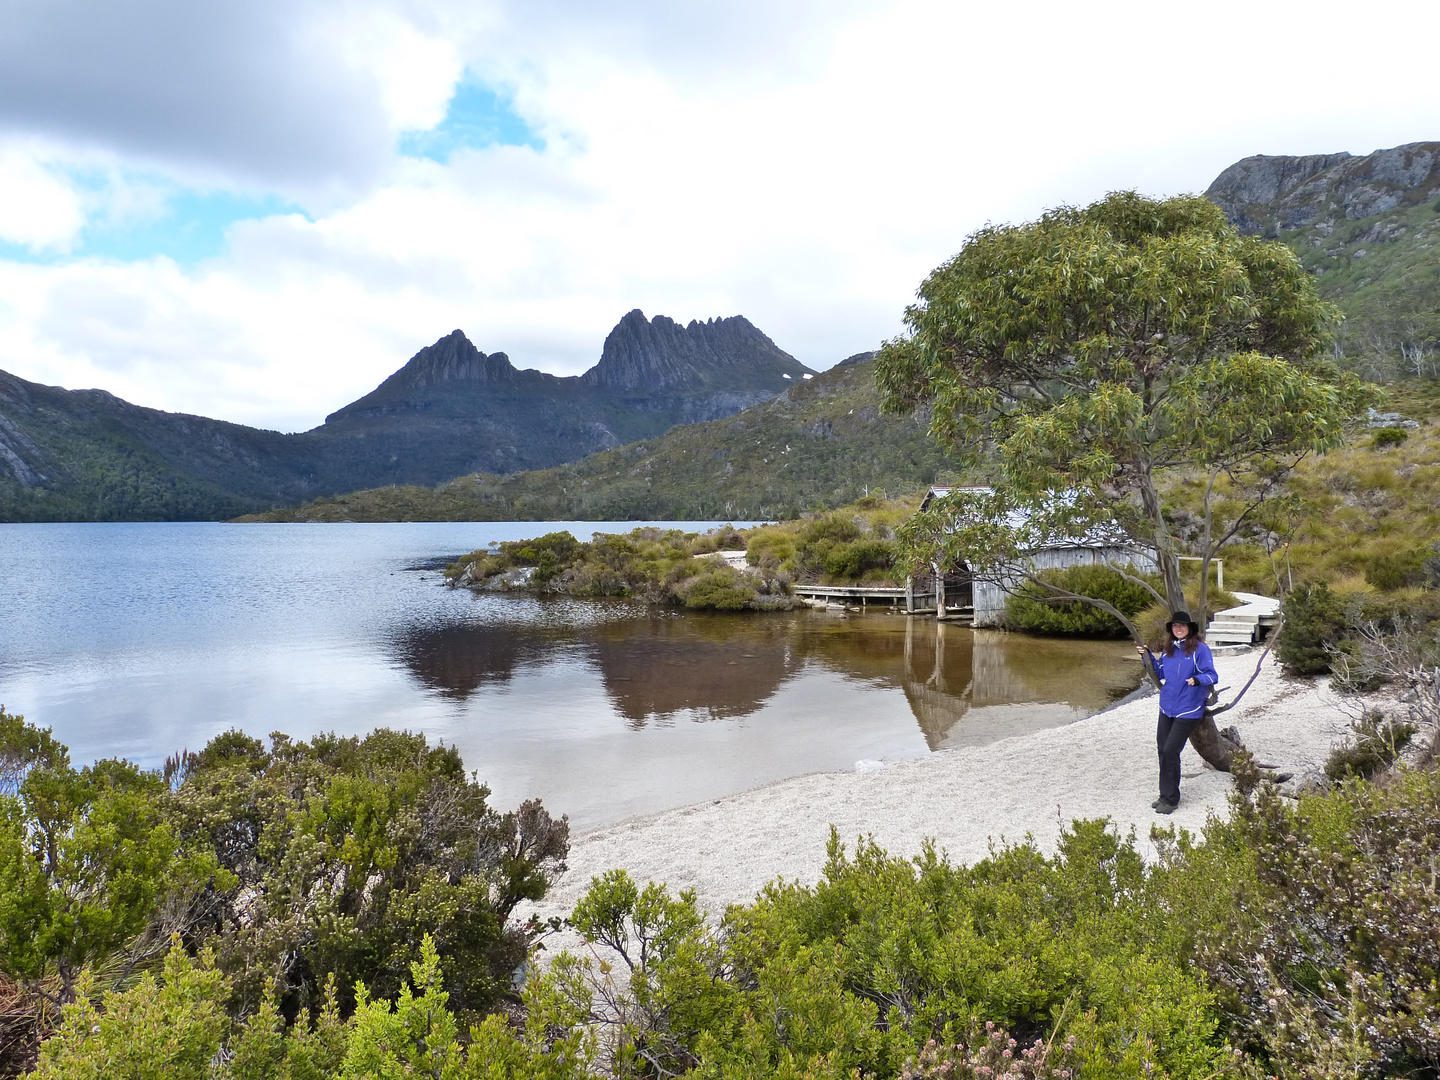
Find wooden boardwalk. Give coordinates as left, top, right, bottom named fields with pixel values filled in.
left=789, top=583, right=975, bottom=623
left=1206, top=591, right=1280, bottom=646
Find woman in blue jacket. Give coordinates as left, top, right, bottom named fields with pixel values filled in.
left=1136, top=610, right=1218, bottom=814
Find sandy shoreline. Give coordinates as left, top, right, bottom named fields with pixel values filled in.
left=523, top=651, right=1358, bottom=928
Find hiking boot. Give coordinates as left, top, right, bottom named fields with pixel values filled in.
left=1154, top=800, right=1178, bottom=815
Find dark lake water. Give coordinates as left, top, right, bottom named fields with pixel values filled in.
left=0, top=523, right=1142, bottom=829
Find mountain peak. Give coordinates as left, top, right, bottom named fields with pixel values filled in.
left=325, top=331, right=518, bottom=422
left=582, top=309, right=813, bottom=392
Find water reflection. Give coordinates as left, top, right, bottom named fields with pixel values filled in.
left=901, top=623, right=1139, bottom=749
left=587, top=617, right=802, bottom=727
left=388, top=621, right=556, bottom=699
left=383, top=605, right=1140, bottom=750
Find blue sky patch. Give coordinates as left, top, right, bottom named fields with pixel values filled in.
left=399, top=80, right=542, bottom=163
left=83, top=189, right=302, bottom=263
left=0, top=183, right=301, bottom=266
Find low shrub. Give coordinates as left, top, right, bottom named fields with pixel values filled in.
left=1006, top=565, right=1161, bottom=638
left=19, top=705, right=1440, bottom=1079
left=744, top=530, right=796, bottom=570
left=792, top=514, right=867, bottom=581
left=1369, top=425, right=1409, bottom=448
left=900, top=1027, right=1078, bottom=1079
left=547, top=824, right=1237, bottom=1079
left=823, top=537, right=897, bottom=581
left=1195, top=757, right=1440, bottom=1077
left=674, top=564, right=758, bottom=610
left=1276, top=580, right=1350, bottom=674
left=1364, top=547, right=1431, bottom=590
left=447, top=525, right=797, bottom=609
left=800, top=513, right=863, bottom=546
left=513, top=530, right=586, bottom=586
left=1324, top=710, right=1418, bottom=781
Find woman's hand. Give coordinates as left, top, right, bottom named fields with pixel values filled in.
left=1186, top=677, right=1197, bottom=686
left=1135, top=644, right=1146, bottom=655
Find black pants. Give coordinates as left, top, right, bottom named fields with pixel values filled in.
left=1157, top=711, right=1200, bottom=806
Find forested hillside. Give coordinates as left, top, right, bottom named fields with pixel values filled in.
left=238, top=355, right=963, bottom=521
left=0, top=311, right=812, bottom=521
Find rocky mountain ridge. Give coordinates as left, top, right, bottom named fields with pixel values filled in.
left=0, top=310, right=815, bottom=521
left=582, top=310, right=808, bottom=391
left=1204, top=140, right=1440, bottom=374
left=1206, top=143, right=1440, bottom=234
left=238, top=353, right=956, bottom=523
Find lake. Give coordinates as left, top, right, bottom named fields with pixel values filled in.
left=0, top=522, right=1142, bottom=829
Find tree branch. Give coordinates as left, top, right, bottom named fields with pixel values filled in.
left=1211, top=612, right=1284, bottom=716
left=1095, top=555, right=1168, bottom=606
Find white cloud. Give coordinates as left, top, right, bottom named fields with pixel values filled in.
left=0, top=143, right=86, bottom=250
left=0, top=0, right=1438, bottom=432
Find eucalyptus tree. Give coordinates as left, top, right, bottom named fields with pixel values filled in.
left=878, top=193, right=1373, bottom=763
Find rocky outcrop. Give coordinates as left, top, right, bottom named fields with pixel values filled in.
left=1203, top=140, right=1440, bottom=377
left=327, top=331, right=523, bottom=420
left=0, top=377, right=48, bottom=485
left=582, top=310, right=812, bottom=392
left=1206, top=142, right=1440, bottom=233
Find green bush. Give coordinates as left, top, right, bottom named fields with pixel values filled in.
left=1369, top=425, right=1409, bottom=448
left=800, top=513, right=863, bottom=546
left=19, top=703, right=1440, bottom=1079
left=0, top=712, right=571, bottom=1044
left=1275, top=580, right=1349, bottom=674
left=545, top=824, right=1235, bottom=1079
left=1194, top=757, right=1440, bottom=1076
left=1324, top=710, right=1417, bottom=781
left=1364, top=547, right=1431, bottom=590
left=675, top=565, right=758, bottom=610
left=790, top=513, right=882, bottom=582
left=823, top=537, right=897, bottom=580
left=30, top=934, right=589, bottom=1080
left=448, top=525, right=799, bottom=608
left=1004, top=565, right=1157, bottom=637
left=512, top=531, right=584, bottom=586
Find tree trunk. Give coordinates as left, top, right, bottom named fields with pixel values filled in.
left=1188, top=713, right=1244, bottom=772
left=1138, top=473, right=1184, bottom=611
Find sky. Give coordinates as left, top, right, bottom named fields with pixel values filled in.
left=0, top=0, right=1437, bottom=433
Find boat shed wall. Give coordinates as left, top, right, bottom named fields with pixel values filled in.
left=972, top=545, right=1158, bottom=628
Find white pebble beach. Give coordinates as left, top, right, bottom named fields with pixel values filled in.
left=524, top=650, right=1359, bottom=931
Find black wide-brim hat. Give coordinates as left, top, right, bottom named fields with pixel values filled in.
left=1169, top=610, right=1202, bottom=637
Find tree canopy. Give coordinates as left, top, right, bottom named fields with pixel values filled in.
left=877, top=191, right=1374, bottom=617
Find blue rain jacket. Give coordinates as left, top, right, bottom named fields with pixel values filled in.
left=1148, top=641, right=1218, bottom=720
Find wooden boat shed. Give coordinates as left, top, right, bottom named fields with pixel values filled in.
left=910, top=486, right=1157, bottom=627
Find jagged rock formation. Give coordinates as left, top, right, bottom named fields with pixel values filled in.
left=1206, top=143, right=1440, bottom=234
left=0, top=310, right=816, bottom=521
left=303, top=310, right=815, bottom=484
left=1205, top=142, right=1440, bottom=372
left=582, top=310, right=809, bottom=392
left=332, top=331, right=523, bottom=418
